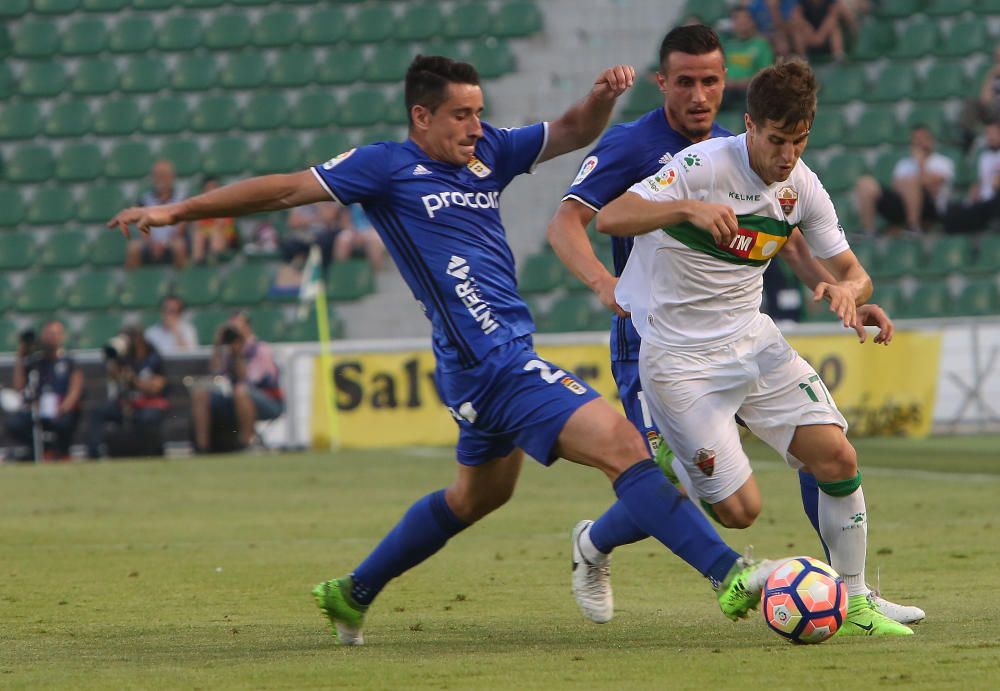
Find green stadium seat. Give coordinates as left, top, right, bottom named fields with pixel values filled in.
left=0, top=64, right=14, bottom=101
left=874, top=236, right=923, bottom=278
left=33, top=0, right=80, bottom=13
left=953, top=278, right=999, bottom=316
left=902, top=105, right=948, bottom=142
left=220, top=52, right=267, bottom=89
left=190, top=94, right=239, bottom=133
left=44, top=100, right=92, bottom=139
left=971, top=234, right=1000, bottom=274
left=467, top=41, right=516, bottom=79
left=16, top=272, right=65, bottom=313
left=394, top=4, right=444, bottom=42
left=181, top=0, right=225, bottom=7
left=876, top=0, right=924, bottom=17
left=0, top=101, right=41, bottom=140
left=819, top=64, right=864, bottom=105
left=119, top=267, right=171, bottom=309
left=0, top=231, right=34, bottom=269
left=229, top=0, right=270, bottom=5
left=120, top=56, right=167, bottom=93
left=270, top=48, right=316, bottom=88
left=13, top=20, right=58, bottom=58
left=38, top=229, right=90, bottom=269
left=900, top=280, right=950, bottom=319
left=337, top=88, right=387, bottom=127
left=924, top=0, right=975, bottom=15
left=980, top=0, right=1000, bottom=11
left=924, top=235, right=971, bottom=276
left=868, top=278, right=904, bottom=316
left=75, top=313, right=125, bottom=350
left=205, top=13, right=252, bottom=50
left=845, top=105, right=897, bottom=148
left=158, top=15, right=203, bottom=52
left=850, top=19, right=895, bottom=61
left=327, top=259, right=374, bottom=300
left=172, top=53, right=218, bottom=91
left=77, top=184, right=125, bottom=224
left=0, top=188, right=26, bottom=227
left=938, top=17, right=987, bottom=58
left=66, top=270, right=121, bottom=312
left=93, top=97, right=140, bottom=136
left=241, top=92, right=289, bottom=131
left=891, top=19, right=938, bottom=60
left=306, top=131, right=355, bottom=165
left=246, top=306, right=286, bottom=343
left=219, top=264, right=272, bottom=305
left=819, top=152, right=866, bottom=194
left=158, top=140, right=203, bottom=178
left=203, top=136, right=252, bottom=176
left=81, top=0, right=128, bottom=10
left=6, top=144, right=55, bottom=184
left=383, top=95, right=409, bottom=127
left=175, top=267, right=221, bottom=306
left=0, top=318, right=20, bottom=352
left=253, top=134, right=305, bottom=174
left=518, top=252, right=565, bottom=294
left=253, top=9, right=299, bottom=47
left=291, top=91, right=340, bottom=130
left=914, top=61, right=967, bottom=101
left=20, top=62, right=67, bottom=98
left=805, top=109, right=844, bottom=149
left=315, top=46, right=365, bottom=85
left=871, top=148, right=906, bottom=186
left=362, top=126, right=405, bottom=144
left=109, top=16, right=155, bottom=53
left=622, top=78, right=662, bottom=119
left=365, top=44, right=414, bottom=83
left=0, top=0, right=29, bottom=17
left=192, top=308, right=232, bottom=344
left=444, top=2, right=491, bottom=39
left=71, top=58, right=120, bottom=95
left=493, top=1, right=543, bottom=38
left=141, top=96, right=190, bottom=135
left=867, top=61, right=916, bottom=104
left=60, top=17, right=108, bottom=55
left=131, top=0, right=173, bottom=8
left=537, top=294, right=594, bottom=333
left=423, top=38, right=465, bottom=61
left=105, top=141, right=154, bottom=180
left=89, top=230, right=128, bottom=267
left=27, top=186, right=75, bottom=225
left=300, top=8, right=347, bottom=45
left=346, top=5, right=394, bottom=43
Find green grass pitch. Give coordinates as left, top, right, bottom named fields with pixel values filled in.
left=1, top=435, right=998, bottom=689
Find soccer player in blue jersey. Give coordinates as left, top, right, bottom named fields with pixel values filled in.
left=108, top=55, right=793, bottom=645
left=548, top=25, right=921, bottom=627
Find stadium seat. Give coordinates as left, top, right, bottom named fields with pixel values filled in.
left=423, top=38, right=466, bottom=61
left=914, top=61, right=967, bottom=101
left=0, top=64, right=14, bottom=101
left=77, top=184, right=125, bottom=224
left=13, top=19, right=58, bottom=58
left=851, top=19, right=894, bottom=60
left=0, top=231, right=35, bottom=269
left=900, top=280, right=950, bottom=319
left=537, top=295, right=594, bottom=333
left=246, top=307, right=287, bottom=343
left=383, top=95, right=409, bottom=127
left=867, top=61, right=916, bottom=104
left=871, top=147, right=906, bottom=186
left=158, top=140, right=203, bottom=178
left=131, top=0, right=173, bottom=8
left=337, top=89, right=387, bottom=127
left=306, top=131, right=355, bottom=165
left=0, top=189, right=26, bottom=227
left=300, top=7, right=347, bottom=45
left=924, top=235, right=971, bottom=276
left=622, top=78, right=662, bottom=119
left=38, top=229, right=89, bottom=270
left=444, top=3, right=491, bottom=39
left=518, top=252, right=565, bottom=294
left=205, top=13, right=252, bottom=50
left=270, top=48, right=316, bottom=88
left=158, top=15, right=203, bottom=52
left=953, top=278, right=999, bottom=316
left=891, top=19, right=938, bottom=60
left=873, top=236, right=923, bottom=278
left=89, top=230, right=128, bottom=267
left=119, top=267, right=171, bottom=309
left=315, top=46, right=366, bottom=85
left=230, top=0, right=271, bottom=5
left=818, top=152, right=866, bottom=194
left=924, top=0, right=976, bottom=15
left=938, top=17, right=988, bottom=58
left=71, top=58, right=120, bottom=95
left=869, top=278, right=904, bottom=316
left=819, top=64, right=864, bottom=105
left=365, top=44, right=414, bottom=83
left=109, top=15, right=155, bottom=53
left=190, top=94, right=239, bottom=133
left=327, top=259, right=375, bottom=301
left=43, top=100, right=92, bottom=139
left=192, top=308, right=232, bottom=344
left=16, top=272, right=65, bottom=313
left=805, top=109, right=844, bottom=149
left=203, top=137, right=252, bottom=176
left=81, top=0, right=128, bottom=10
left=845, top=105, right=896, bottom=148
left=219, top=264, right=272, bottom=305
left=901, top=105, right=948, bottom=142
left=0, top=0, right=29, bottom=17
left=27, top=186, right=75, bottom=225
left=219, top=52, right=267, bottom=89
left=120, top=56, right=167, bottom=93
left=876, top=0, right=924, bottom=18
left=253, top=9, right=300, bottom=47
left=0, top=101, right=41, bottom=140
left=467, top=41, right=516, bottom=79
left=33, top=0, right=80, bottom=13
left=395, top=4, right=444, bottom=42
left=6, top=144, right=55, bottom=184
left=20, top=62, right=67, bottom=98
left=75, top=313, right=125, bottom=350
left=66, top=270, right=120, bottom=311
left=176, top=267, right=221, bottom=307
left=346, top=5, right=394, bottom=43
left=253, top=134, right=305, bottom=174
left=241, top=92, right=289, bottom=131
left=93, top=97, right=140, bottom=136
left=290, top=91, right=339, bottom=130
left=105, top=141, right=154, bottom=180
left=0, top=318, right=20, bottom=352
left=181, top=0, right=225, bottom=7
left=141, top=95, right=190, bottom=135
left=172, top=53, right=218, bottom=91
left=60, top=17, right=108, bottom=55
left=363, top=126, right=405, bottom=144
left=492, top=1, right=544, bottom=38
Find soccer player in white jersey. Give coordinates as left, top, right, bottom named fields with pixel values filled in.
left=598, top=60, right=920, bottom=636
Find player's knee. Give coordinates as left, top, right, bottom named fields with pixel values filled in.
left=448, top=489, right=509, bottom=524
left=714, top=502, right=760, bottom=529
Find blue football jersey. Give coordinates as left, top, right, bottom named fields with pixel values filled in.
left=562, top=107, right=731, bottom=361
left=312, top=122, right=548, bottom=372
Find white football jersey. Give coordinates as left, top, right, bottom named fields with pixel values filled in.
left=615, top=133, right=849, bottom=348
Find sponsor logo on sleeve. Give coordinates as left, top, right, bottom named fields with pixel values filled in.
left=321, top=149, right=355, bottom=170
left=572, top=155, right=598, bottom=186
left=646, top=167, right=677, bottom=192
left=680, top=153, right=702, bottom=171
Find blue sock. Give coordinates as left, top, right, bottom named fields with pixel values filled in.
left=613, top=460, right=739, bottom=580
left=798, top=470, right=831, bottom=562
left=589, top=500, right=651, bottom=554
left=351, top=489, right=467, bottom=606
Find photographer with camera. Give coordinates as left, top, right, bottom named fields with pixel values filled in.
left=5, top=320, right=84, bottom=461
left=190, top=311, right=284, bottom=453
left=86, top=326, right=169, bottom=459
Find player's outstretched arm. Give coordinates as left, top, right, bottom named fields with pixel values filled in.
left=813, top=249, right=873, bottom=329
left=537, top=65, right=635, bottom=164
left=107, top=170, right=330, bottom=238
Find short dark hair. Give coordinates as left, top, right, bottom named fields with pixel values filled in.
left=404, top=55, right=480, bottom=124
left=658, top=24, right=724, bottom=72
left=747, top=59, right=817, bottom=130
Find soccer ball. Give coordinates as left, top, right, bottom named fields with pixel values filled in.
left=762, top=556, right=847, bottom=644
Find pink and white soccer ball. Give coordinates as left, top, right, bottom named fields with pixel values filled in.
left=762, top=556, right=848, bottom=644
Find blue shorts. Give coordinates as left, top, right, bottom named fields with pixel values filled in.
left=611, top=359, right=662, bottom=456
left=436, top=337, right=601, bottom=466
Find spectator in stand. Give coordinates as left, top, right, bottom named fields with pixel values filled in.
left=721, top=7, right=774, bottom=112
left=5, top=320, right=84, bottom=461
left=944, top=121, right=1000, bottom=234
left=959, top=45, right=1000, bottom=152
left=334, top=204, right=386, bottom=272
left=854, top=125, right=955, bottom=235
left=190, top=311, right=284, bottom=453
left=791, top=0, right=857, bottom=63
left=190, top=177, right=239, bottom=265
left=144, top=295, right=198, bottom=354
left=744, top=0, right=798, bottom=59
left=126, top=160, right=188, bottom=270
left=281, top=202, right=347, bottom=270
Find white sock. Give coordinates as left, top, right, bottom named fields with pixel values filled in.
left=578, top=524, right=608, bottom=564
left=818, top=485, right=868, bottom=596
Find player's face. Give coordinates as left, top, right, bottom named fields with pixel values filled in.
left=657, top=50, right=725, bottom=142
left=413, top=83, right=485, bottom=166
left=745, top=116, right=810, bottom=185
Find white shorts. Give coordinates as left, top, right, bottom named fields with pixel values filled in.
left=639, top=313, right=848, bottom=505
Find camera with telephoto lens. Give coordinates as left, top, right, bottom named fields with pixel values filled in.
left=219, top=325, right=241, bottom=345
left=102, top=334, right=129, bottom=361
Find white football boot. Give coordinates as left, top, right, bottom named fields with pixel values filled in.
left=571, top=520, right=613, bottom=624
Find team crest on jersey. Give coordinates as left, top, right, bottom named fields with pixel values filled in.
left=658, top=152, right=673, bottom=165
left=777, top=186, right=798, bottom=216
left=466, top=156, right=492, bottom=178
left=680, top=153, right=702, bottom=171
left=560, top=376, right=587, bottom=395
left=573, top=156, right=598, bottom=185
left=694, top=448, right=716, bottom=476
left=321, top=149, right=355, bottom=170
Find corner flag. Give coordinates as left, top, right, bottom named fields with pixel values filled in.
left=300, top=245, right=339, bottom=450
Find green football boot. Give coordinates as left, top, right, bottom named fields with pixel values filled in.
left=717, top=556, right=787, bottom=621
left=837, top=593, right=914, bottom=637
left=313, top=576, right=368, bottom=645
left=653, top=439, right=681, bottom=490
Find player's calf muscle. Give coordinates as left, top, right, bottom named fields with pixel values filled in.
left=790, top=424, right=858, bottom=481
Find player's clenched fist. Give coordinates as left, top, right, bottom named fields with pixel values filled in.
left=592, top=64, right=636, bottom=100
left=685, top=200, right=739, bottom=246
left=107, top=204, right=178, bottom=238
